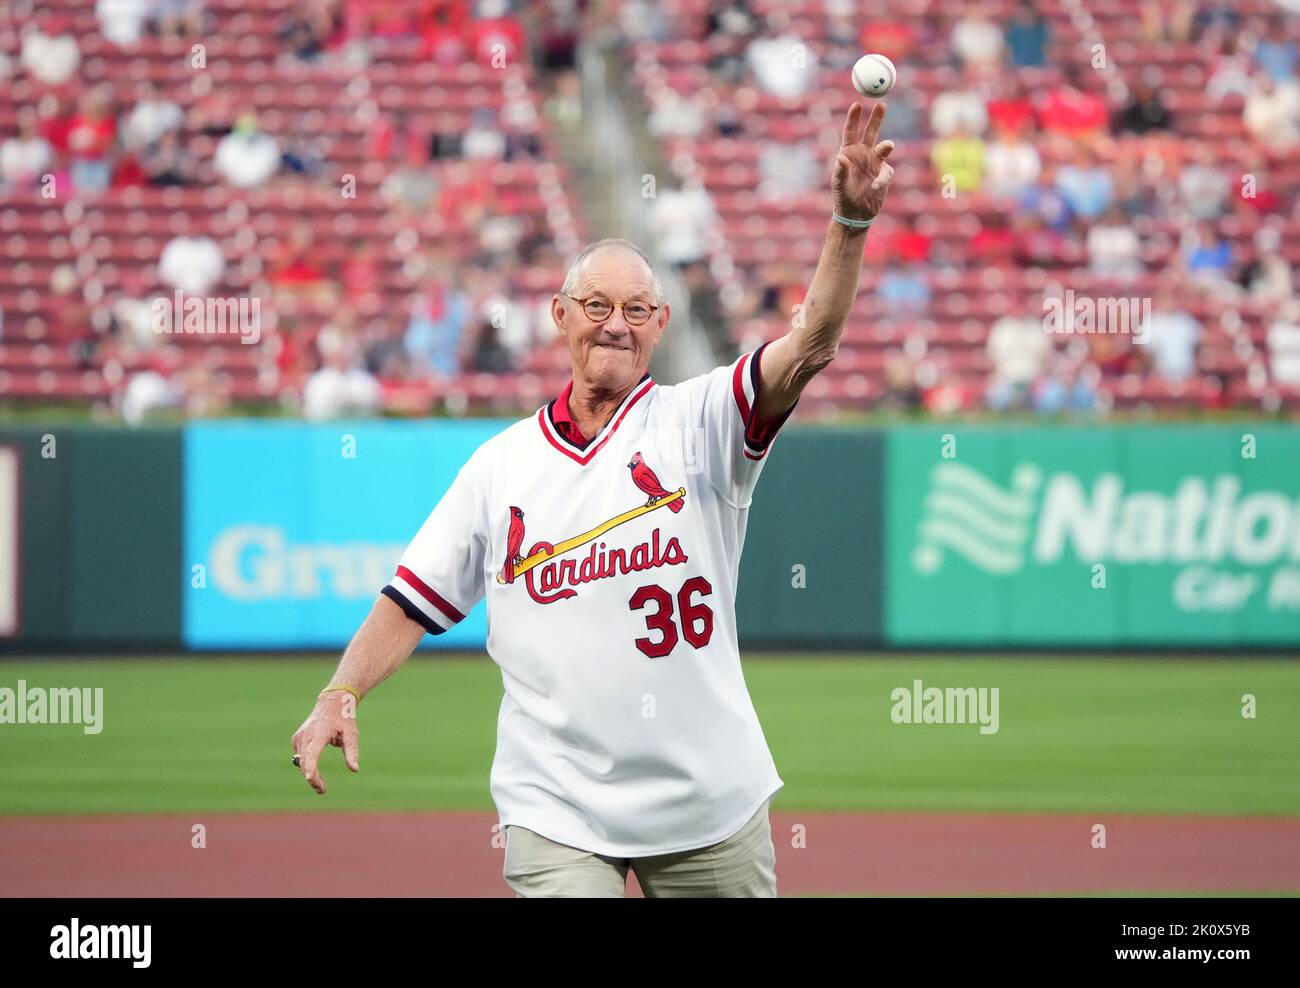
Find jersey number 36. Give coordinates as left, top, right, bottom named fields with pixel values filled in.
left=628, top=577, right=714, bottom=659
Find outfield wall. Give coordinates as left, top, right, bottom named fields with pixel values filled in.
left=1, top=422, right=1296, bottom=652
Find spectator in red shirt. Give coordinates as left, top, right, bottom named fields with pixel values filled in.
left=67, top=89, right=117, bottom=192
left=420, top=0, right=469, bottom=30
left=110, top=153, right=147, bottom=189
left=859, top=19, right=916, bottom=61
left=971, top=214, right=1016, bottom=265
left=271, top=222, right=329, bottom=293
left=1234, top=171, right=1281, bottom=215
left=366, top=1, right=418, bottom=39
left=1088, top=321, right=1139, bottom=377
left=987, top=79, right=1036, bottom=135
left=886, top=219, right=933, bottom=264
left=48, top=263, right=91, bottom=343
left=421, top=0, right=469, bottom=64
left=438, top=159, right=491, bottom=228
left=468, top=2, right=525, bottom=67
left=340, top=0, right=375, bottom=42
left=1038, top=67, right=1108, bottom=138
left=273, top=315, right=312, bottom=390
left=341, top=240, right=383, bottom=303
left=39, top=95, right=76, bottom=155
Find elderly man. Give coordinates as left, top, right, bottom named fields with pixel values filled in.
left=291, top=102, right=896, bottom=897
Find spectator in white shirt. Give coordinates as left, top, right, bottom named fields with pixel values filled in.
left=477, top=271, right=534, bottom=358
left=756, top=121, right=818, bottom=201
left=952, top=8, right=1005, bottom=71
left=159, top=232, right=226, bottom=295
left=112, top=271, right=158, bottom=348
left=381, top=143, right=439, bottom=215
left=930, top=89, right=989, bottom=137
left=1177, top=145, right=1230, bottom=221
left=122, top=348, right=184, bottom=426
left=647, top=88, right=706, bottom=139
left=97, top=0, right=150, bottom=46
left=1240, top=229, right=1294, bottom=306
left=304, top=333, right=381, bottom=420
left=1206, top=32, right=1253, bottom=101
left=618, top=0, right=671, bottom=43
left=122, top=369, right=180, bottom=425
left=746, top=33, right=818, bottom=99
left=0, top=110, right=52, bottom=188
left=648, top=177, right=718, bottom=268
left=1267, top=298, right=1300, bottom=386
left=463, top=108, right=506, bottom=160
left=1244, top=72, right=1300, bottom=151
left=122, top=84, right=184, bottom=151
left=1087, top=206, right=1142, bottom=280
left=21, top=18, right=80, bottom=86
left=214, top=115, right=280, bottom=188
left=987, top=298, right=1051, bottom=409
left=1142, top=293, right=1203, bottom=381
left=983, top=130, right=1040, bottom=197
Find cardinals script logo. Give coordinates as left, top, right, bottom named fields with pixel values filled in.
left=498, top=452, right=688, bottom=603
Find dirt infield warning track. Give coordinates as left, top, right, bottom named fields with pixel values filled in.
left=3, top=812, right=1298, bottom=897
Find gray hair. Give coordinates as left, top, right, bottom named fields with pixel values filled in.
left=560, top=238, right=663, bottom=305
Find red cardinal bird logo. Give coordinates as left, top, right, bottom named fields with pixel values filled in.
left=501, top=506, right=525, bottom=584
left=628, top=452, right=683, bottom=512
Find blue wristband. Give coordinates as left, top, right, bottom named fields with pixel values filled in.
left=832, top=211, right=875, bottom=229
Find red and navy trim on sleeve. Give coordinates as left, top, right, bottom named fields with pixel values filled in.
left=382, top=565, right=466, bottom=635
left=731, top=341, right=798, bottom=461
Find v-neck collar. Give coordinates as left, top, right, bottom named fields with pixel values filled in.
left=538, top=372, right=654, bottom=466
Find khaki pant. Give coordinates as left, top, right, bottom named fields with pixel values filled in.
left=503, top=800, right=777, bottom=898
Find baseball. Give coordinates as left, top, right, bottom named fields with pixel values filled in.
left=852, top=53, right=896, bottom=98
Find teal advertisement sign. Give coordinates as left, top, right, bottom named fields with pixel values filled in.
left=183, top=420, right=509, bottom=649
left=885, top=426, right=1300, bottom=646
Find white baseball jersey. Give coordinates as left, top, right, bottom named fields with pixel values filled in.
left=382, top=343, right=796, bottom=857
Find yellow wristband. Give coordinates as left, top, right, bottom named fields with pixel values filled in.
left=319, top=684, right=363, bottom=704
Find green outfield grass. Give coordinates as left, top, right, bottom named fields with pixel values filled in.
left=0, top=655, right=1297, bottom=816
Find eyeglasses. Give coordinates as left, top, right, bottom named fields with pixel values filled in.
left=562, top=293, right=660, bottom=326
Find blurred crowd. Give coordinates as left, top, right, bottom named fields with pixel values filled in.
left=2, top=0, right=1299, bottom=420
left=0, top=0, right=587, bottom=421
left=625, top=0, right=1300, bottom=414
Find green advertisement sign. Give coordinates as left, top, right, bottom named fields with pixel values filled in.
left=0, top=427, right=182, bottom=652
left=886, top=426, right=1300, bottom=647
left=738, top=428, right=884, bottom=647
